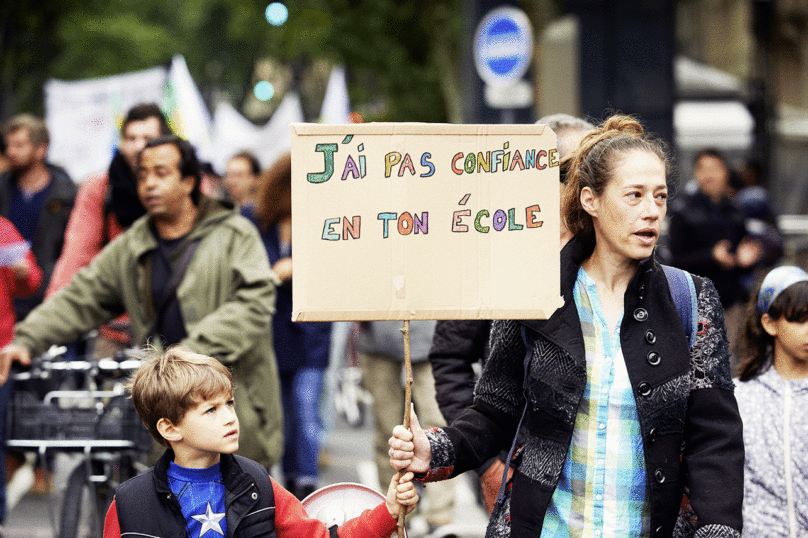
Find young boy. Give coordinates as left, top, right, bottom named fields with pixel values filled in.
left=103, top=346, right=418, bottom=538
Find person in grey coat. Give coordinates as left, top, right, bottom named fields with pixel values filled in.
left=736, top=265, right=808, bottom=538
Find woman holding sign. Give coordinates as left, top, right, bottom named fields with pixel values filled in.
left=388, top=115, right=743, bottom=538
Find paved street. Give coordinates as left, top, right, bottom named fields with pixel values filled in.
left=4, top=407, right=488, bottom=537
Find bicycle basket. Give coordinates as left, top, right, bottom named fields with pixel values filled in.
left=7, top=390, right=153, bottom=452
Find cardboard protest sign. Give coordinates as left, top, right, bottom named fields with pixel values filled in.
left=291, top=123, right=563, bottom=321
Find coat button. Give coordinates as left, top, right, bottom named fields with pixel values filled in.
left=648, top=427, right=657, bottom=442
left=646, top=351, right=661, bottom=366
left=654, top=469, right=666, bottom=483
left=251, top=492, right=258, bottom=500
left=639, top=382, right=652, bottom=396
left=645, top=330, right=656, bottom=344
left=633, top=308, right=648, bottom=322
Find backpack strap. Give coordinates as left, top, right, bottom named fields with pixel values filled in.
left=661, top=265, right=699, bottom=349
left=146, top=238, right=203, bottom=341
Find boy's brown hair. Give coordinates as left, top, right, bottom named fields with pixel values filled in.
left=129, top=346, right=234, bottom=447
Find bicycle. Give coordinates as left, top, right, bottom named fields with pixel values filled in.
left=331, top=323, right=373, bottom=429
left=6, top=346, right=151, bottom=538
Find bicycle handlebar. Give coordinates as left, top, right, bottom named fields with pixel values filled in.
left=10, top=346, right=145, bottom=381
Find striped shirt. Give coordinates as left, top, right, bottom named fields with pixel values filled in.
left=541, top=268, right=650, bottom=538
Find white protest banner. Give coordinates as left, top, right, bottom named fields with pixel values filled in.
left=45, top=66, right=168, bottom=182
left=291, top=123, right=563, bottom=321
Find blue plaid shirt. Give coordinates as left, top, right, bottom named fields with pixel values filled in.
left=541, top=268, right=650, bottom=538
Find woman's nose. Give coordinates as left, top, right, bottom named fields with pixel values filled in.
left=643, top=196, right=661, bottom=218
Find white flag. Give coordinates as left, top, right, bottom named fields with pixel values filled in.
left=319, top=65, right=351, bottom=125
left=165, top=55, right=215, bottom=164
left=211, top=92, right=304, bottom=172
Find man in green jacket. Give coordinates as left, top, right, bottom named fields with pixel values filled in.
left=0, top=135, right=283, bottom=469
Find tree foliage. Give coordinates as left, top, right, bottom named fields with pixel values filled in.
left=1, top=0, right=464, bottom=123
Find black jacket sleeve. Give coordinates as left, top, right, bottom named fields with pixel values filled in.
left=422, top=320, right=526, bottom=481
left=429, top=319, right=491, bottom=425
left=682, top=278, right=744, bottom=535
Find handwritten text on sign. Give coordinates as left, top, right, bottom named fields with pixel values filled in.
left=291, top=123, right=564, bottom=322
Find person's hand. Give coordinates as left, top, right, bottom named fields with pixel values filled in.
left=711, top=240, right=736, bottom=270
left=479, top=458, right=514, bottom=514
left=388, top=406, right=431, bottom=474
left=271, top=257, right=293, bottom=282
left=10, top=258, right=30, bottom=281
left=0, top=344, right=31, bottom=385
left=385, top=471, right=419, bottom=518
left=736, top=238, right=763, bottom=269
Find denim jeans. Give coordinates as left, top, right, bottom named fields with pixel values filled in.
left=280, top=367, right=325, bottom=483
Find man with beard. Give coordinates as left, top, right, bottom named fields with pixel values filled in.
left=0, top=114, right=76, bottom=321
left=46, top=103, right=172, bottom=355
left=0, top=135, right=283, bottom=470
left=0, top=114, right=75, bottom=500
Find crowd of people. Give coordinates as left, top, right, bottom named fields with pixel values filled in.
left=0, top=103, right=803, bottom=538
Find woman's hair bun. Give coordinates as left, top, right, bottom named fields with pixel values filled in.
left=600, top=115, right=644, bottom=137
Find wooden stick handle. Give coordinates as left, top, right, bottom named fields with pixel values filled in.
left=397, top=320, right=413, bottom=538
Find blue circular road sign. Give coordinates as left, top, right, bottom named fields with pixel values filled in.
left=474, top=7, right=533, bottom=87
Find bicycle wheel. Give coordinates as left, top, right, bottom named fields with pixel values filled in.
left=335, top=366, right=369, bottom=428
left=58, top=460, right=115, bottom=538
